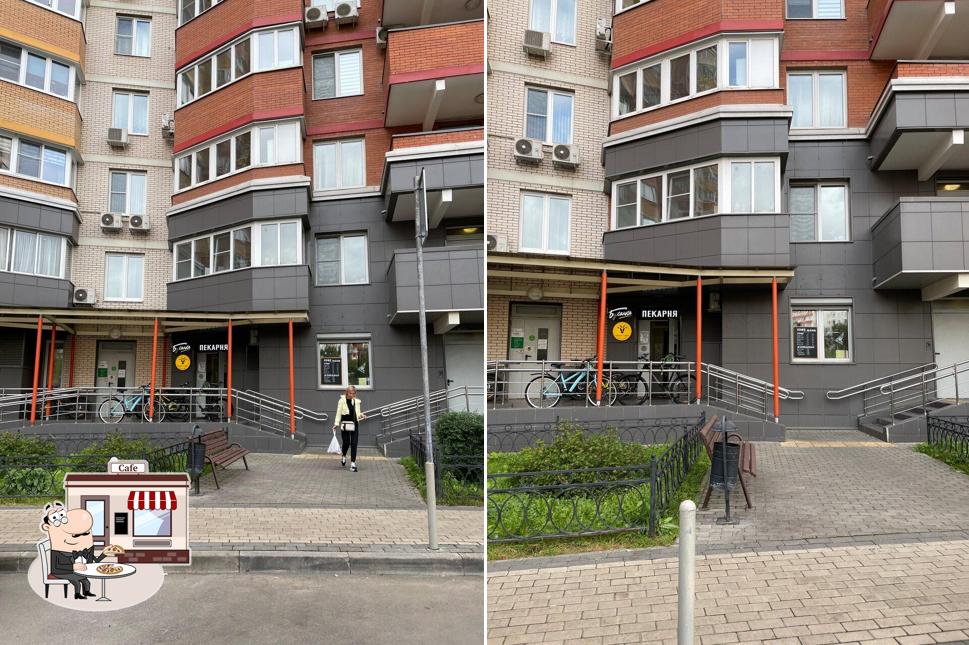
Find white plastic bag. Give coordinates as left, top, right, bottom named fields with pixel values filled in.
left=327, top=432, right=342, bottom=454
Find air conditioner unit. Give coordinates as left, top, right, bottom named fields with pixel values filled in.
left=376, top=27, right=388, bottom=49
left=552, top=143, right=579, bottom=169
left=595, top=18, right=612, bottom=53
left=487, top=234, right=509, bottom=253
left=523, top=30, right=551, bottom=58
left=128, top=214, right=150, bottom=232
left=107, top=128, right=128, bottom=149
left=100, top=213, right=122, bottom=230
left=73, top=287, right=96, bottom=305
left=513, top=138, right=543, bottom=163
left=304, top=5, right=328, bottom=28
left=161, top=114, right=175, bottom=139
left=334, top=0, right=359, bottom=25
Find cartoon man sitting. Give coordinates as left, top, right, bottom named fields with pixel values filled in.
left=40, top=502, right=120, bottom=600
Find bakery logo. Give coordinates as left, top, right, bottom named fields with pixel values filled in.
left=607, top=307, right=633, bottom=321
left=171, top=342, right=191, bottom=354
left=29, top=458, right=191, bottom=612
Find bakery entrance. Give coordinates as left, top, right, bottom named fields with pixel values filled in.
left=638, top=318, right=678, bottom=362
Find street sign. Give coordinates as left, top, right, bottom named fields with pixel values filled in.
left=415, top=168, right=428, bottom=242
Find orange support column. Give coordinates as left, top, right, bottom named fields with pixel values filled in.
left=67, top=334, right=76, bottom=388
left=772, top=277, right=780, bottom=421
left=30, top=316, right=42, bottom=425
left=44, top=323, right=56, bottom=418
left=161, top=334, right=168, bottom=387
left=695, top=277, right=702, bottom=402
left=595, top=270, right=607, bottom=404
left=288, top=320, right=295, bottom=436
left=226, top=320, right=233, bottom=420
left=148, top=318, right=158, bottom=422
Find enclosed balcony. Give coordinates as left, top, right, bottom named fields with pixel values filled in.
left=167, top=265, right=310, bottom=313
left=382, top=0, right=483, bottom=27
left=869, top=0, right=969, bottom=60
left=387, top=246, right=484, bottom=327
left=382, top=140, right=483, bottom=225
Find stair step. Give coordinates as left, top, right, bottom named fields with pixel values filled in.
left=876, top=418, right=893, bottom=425
left=926, top=401, right=950, bottom=409
left=858, top=422, right=888, bottom=441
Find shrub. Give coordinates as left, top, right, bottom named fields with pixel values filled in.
left=434, top=411, right=484, bottom=458
left=71, top=431, right=155, bottom=472
left=0, top=432, right=57, bottom=466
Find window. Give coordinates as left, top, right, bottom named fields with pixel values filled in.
left=312, top=49, right=363, bottom=99
left=179, top=0, right=224, bottom=25
left=112, top=91, right=149, bottom=135
left=109, top=171, right=146, bottom=215
left=316, top=234, right=368, bottom=286
left=179, top=227, right=253, bottom=277
left=133, top=510, right=171, bottom=537
left=520, top=193, right=570, bottom=254
left=26, top=0, right=80, bottom=19
left=787, top=0, right=843, bottom=19
left=10, top=229, right=64, bottom=278
left=788, top=71, right=846, bottom=129
left=116, top=17, right=151, bottom=57
left=0, top=43, right=20, bottom=82
left=255, top=28, right=296, bottom=72
left=318, top=339, right=372, bottom=389
left=614, top=37, right=776, bottom=118
left=313, top=139, right=365, bottom=191
left=730, top=161, right=776, bottom=213
left=104, top=254, right=144, bottom=301
left=789, top=184, right=848, bottom=242
left=0, top=40, right=76, bottom=100
left=260, top=222, right=299, bottom=266
left=525, top=87, right=573, bottom=144
left=530, top=0, right=576, bottom=45
left=791, top=303, right=851, bottom=362
left=0, top=135, right=10, bottom=171
left=8, top=137, right=69, bottom=186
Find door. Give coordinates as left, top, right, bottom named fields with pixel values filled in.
left=932, top=300, right=969, bottom=398
left=40, top=340, right=65, bottom=389
left=81, top=496, right=109, bottom=548
left=507, top=304, right=562, bottom=399
left=196, top=351, right=225, bottom=416
left=444, top=332, right=484, bottom=412
left=95, top=341, right=137, bottom=400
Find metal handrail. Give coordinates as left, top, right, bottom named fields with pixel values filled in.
left=833, top=361, right=969, bottom=424
left=825, top=363, right=936, bottom=400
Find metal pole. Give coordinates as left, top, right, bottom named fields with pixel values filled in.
left=148, top=318, right=158, bottom=422
left=288, top=320, right=295, bottom=437
left=695, top=277, right=702, bottom=402
left=45, top=323, right=56, bottom=419
left=678, top=500, right=696, bottom=645
left=771, top=277, right=780, bottom=422
left=30, top=315, right=42, bottom=425
left=596, top=271, right=607, bottom=404
left=415, top=171, right=438, bottom=550
left=227, top=319, right=233, bottom=421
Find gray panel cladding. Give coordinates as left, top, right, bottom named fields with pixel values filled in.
left=167, top=265, right=310, bottom=312
left=0, top=272, right=73, bottom=308
left=872, top=197, right=969, bottom=283
left=603, top=117, right=790, bottom=181
left=167, top=187, right=309, bottom=242
left=871, top=90, right=969, bottom=165
left=0, top=195, right=79, bottom=243
left=386, top=153, right=485, bottom=194
left=390, top=246, right=485, bottom=314
left=602, top=214, right=791, bottom=268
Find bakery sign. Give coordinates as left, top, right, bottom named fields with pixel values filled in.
left=171, top=342, right=191, bottom=354
left=608, top=306, right=633, bottom=321
left=641, top=309, right=679, bottom=319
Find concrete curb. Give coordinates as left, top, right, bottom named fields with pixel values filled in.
left=0, top=550, right=483, bottom=577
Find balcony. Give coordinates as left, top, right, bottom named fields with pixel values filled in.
left=869, top=0, right=969, bottom=60
left=2, top=83, right=81, bottom=151
left=382, top=0, right=483, bottom=27
left=382, top=141, right=483, bottom=224
left=0, top=273, right=73, bottom=309
left=388, top=246, right=484, bottom=327
left=384, top=21, right=484, bottom=128
left=0, top=1, right=85, bottom=70
left=176, top=0, right=303, bottom=65
left=872, top=197, right=969, bottom=298
left=167, top=265, right=310, bottom=313
left=869, top=63, right=969, bottom=179
left=603, top=214, right=791, bottom=269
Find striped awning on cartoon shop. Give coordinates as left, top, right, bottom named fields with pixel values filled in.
left=127, top=491, right=177, bottom=510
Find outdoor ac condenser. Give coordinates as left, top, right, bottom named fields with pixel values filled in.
left=523, top=30, right=551, bottom=58
left=513, top=138, right=544, bottom=163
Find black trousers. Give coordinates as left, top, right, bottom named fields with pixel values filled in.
left=56, top=573, right=91, bottom=595
left=341, top=429, right=359, bottom=461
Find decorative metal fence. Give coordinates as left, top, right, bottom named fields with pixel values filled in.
left=409, top=433, right=484, bottom=506
left=487, top=416, right=701, bottom=453
left=927, top=415, right=969, bottom=459
left=487, top=419, right=704, bottom=542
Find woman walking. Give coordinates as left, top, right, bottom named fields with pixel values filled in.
left=333, top=386, right=367, bottom=472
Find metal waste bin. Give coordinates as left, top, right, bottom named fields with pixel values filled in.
left=710, top=441, right=739, bottom=491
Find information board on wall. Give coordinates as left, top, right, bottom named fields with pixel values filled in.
left=794, top=327, right=818, bottom=358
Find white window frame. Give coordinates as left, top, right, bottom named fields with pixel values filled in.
left=171, top=220, right=299, bottom=281
left=108, top=170, right=147, bottom=215
left=7, top=228, right=67, bottom=279
left=315, top=233, right=369, bottom=286
left=178, top=0, right=224, bottom=26
left=529, top=0, right=577, bottom=45
left=790, top=301, right=853, bottom=363
left=0, top=39, right=77, bottom=101
left=112, top=91, right=149, bottom=136
left=786, top=0, right=845, bottom=19
left=173, top=119, right=299, bottom=193
left=613, top=35, right=778, bottom=119
left=0, top=132, right=73, bottom=188
left=316, top=336, right=374, bottom=390
left=789, top=182, right=850, bottom=242
left=787, top=70, right=847, bottom=129
left=519, top=192, right=572, bottom=255
left=25, top=0, right=81, bottom=20
left=524, top=86, right=574, bottom=144
left=312, top=138, right=366, bottom=191
left=176, top=26, right=298, bottom=107
left=611, top=158, right=781, bottom=229
left=311, top=48, right=364, bottom=100
left=615, top=0, right=649, bottom=12
left=115, top=16, right=151, bottom=57
left=104, top=253, right=144, bottom=302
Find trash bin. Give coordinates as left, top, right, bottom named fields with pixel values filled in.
left=187, top=440, right=206, bottom=495
left=710, top=441, right=739, bottom=491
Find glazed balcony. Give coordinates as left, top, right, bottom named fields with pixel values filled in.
left=167, top=265, right=310, bottom=313
left=384, top=20, right=484, bottom=128
left=176, top=0, right=303, bottom=66
left=3, top=83, right=81, bottom=152
left=387, top=246, right=484, bottom=326
left=1, top=1, right=85, bottom=70
left=869, top=0, right=969, bottom=60
left=382, top=0, right=483, bottom=27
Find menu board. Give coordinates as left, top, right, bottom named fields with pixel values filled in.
left=794, top=327, right=818, bottom=358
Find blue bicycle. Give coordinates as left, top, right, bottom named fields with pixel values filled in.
left=97, top=385, right=188, bottom=423
left=524, top=359, right=618, bottom=408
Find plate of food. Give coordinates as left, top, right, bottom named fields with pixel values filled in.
left=96, top=564, right=124, bottom=575
left=102, top=544, right=125, bottom=555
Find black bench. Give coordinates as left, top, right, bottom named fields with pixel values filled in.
left=197, top=429, right=250, bottom=489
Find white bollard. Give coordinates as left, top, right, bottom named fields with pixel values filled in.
left=678, top=499, right=696, bottom=645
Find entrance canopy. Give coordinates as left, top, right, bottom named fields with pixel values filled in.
left=0, top=308, right=310, bottom=335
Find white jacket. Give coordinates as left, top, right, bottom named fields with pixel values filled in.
left=333, top=395, right=365, bottom=431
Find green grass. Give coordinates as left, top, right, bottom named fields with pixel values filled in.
left=399, top=456, right=484, bottom=507
left=487, top=451, right=710, bottom=561
left=916, top=442, right=969, bottom=477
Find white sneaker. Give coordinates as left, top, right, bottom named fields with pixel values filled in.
left=351, top=462, right=358, bottom=472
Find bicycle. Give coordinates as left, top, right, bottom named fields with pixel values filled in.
left=524, top=358, right=618, bottom=408
left=615, top=353, right=692, bottom=405
left=98, top=386, right=188, bottom=423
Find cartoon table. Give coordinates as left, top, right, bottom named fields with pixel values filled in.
left=83, top=563, right=137, bottom=602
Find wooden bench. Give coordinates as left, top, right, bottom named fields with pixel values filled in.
left=698, top=415, right=756, bottom=510
left=197, top=429, right=250, bottom=489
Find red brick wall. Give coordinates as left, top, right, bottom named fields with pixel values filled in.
left=0, top=1, right=85, bottom=67
left=171, top=164, right=305, bottom=205
left=610, top=90, right=786, bottom=135
left=391, top=128, right=484, bottom=150
left=176, top=0, right=303, bottom=67
left=867, top=0, right=892, bottom=45
left=304, top=128, right=394, bottom=188
left=783, top=0, right=870, bottom=51
left=386, top=21, right=485, bottom=79
left=895, top=62, right=969, bottom=78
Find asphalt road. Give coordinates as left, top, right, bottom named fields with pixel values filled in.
left=0, top=573, right=483, bottom=645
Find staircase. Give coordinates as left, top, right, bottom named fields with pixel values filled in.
left=372, top=386, right=483, bottom=457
